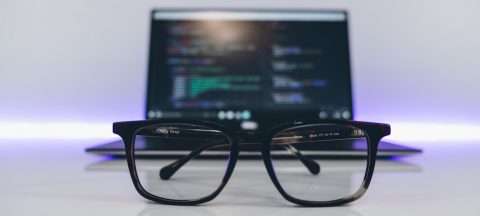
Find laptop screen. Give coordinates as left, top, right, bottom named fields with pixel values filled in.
left=146, top=10, right=353, bottom=130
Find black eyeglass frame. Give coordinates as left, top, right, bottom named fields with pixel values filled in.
left=113, top=119, right=390, bottom=207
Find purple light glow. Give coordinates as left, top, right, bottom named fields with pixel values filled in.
left=0, top=122, right=116, bottom=140
left=383, top=122, right=480, bottom=144
left=1, top=121, right=479, bottom=146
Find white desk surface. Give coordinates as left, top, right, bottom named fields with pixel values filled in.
left=1, top=139, right=479, bottom=216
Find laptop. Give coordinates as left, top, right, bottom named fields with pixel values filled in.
left=86, top=9, right=421, bottom=158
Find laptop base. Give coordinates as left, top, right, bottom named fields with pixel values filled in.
left=86, top=139, right=421, bottom=158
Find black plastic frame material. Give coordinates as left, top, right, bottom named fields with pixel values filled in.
left=113, top=119, right=390, bottom=207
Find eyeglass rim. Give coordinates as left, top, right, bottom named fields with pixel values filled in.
left=112, top=119, right=390, bottom=206
left=115, top=120, right=239, bottom=205
left=263, top=121, right=382, bottom=206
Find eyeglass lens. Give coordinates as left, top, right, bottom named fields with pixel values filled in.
left=133, top=123, right=232, bottom=200
left=270, top=124, right=369, bottom=201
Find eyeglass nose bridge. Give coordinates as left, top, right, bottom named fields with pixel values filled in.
left=236, top=131, right=268, bottom=144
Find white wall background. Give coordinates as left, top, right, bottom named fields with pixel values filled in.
left=1, top=0, right=479, bottom=125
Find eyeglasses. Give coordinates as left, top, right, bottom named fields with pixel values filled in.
left=113, top=119, right=390, bottom=207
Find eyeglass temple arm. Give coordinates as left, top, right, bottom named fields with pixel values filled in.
left=159, top=140, right=228, bottom=180
left=280, top=144, right=320, bottom=174
left=159, top=141, right=320, bottom=180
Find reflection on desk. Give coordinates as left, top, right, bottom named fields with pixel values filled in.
left=2, top=139, right=479, bottom=216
